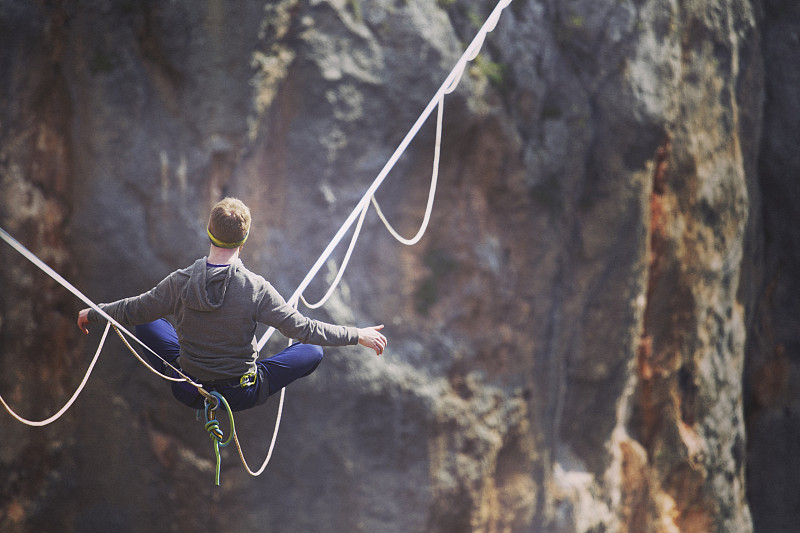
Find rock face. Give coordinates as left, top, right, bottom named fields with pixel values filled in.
left=0, top=0, right=792, bottom=532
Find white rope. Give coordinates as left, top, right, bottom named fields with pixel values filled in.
left=371, top=95, right=444, bottom=245
left=256, top=0, right=513, bottom=351
left=235, top=355, right=288, bottom=476
left=111, top=325, right=188, bottom=384
left=234, top=303, right=297, bottom=476
left=0, top=322, right=111, bottom=426
left=301, top=201, right=369, bottom=309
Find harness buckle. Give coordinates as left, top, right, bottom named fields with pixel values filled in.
left=239, top=371, right=257, bottom=388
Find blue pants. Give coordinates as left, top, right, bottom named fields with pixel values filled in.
left=135, top=319, right=324, bottom=411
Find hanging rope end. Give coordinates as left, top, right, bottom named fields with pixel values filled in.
left=202, top=391, right=234, bottom=486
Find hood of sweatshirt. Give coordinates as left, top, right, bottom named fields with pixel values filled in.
left=182, top=257, right=237, bottom=311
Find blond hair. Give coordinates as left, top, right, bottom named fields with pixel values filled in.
left=207, top=197, right=251, bottom=248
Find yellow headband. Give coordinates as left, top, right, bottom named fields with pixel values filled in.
left=207, top=225, right=249, bottom=249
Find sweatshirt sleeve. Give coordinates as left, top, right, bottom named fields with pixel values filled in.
left=87, top=273, right=181, bottom=328
left=256, top=283, right=359, bottom=346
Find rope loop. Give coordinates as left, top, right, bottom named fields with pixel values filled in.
left=0, top=321, right=112, bottom=427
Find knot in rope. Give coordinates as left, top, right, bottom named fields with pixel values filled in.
left=203, top=391, right=235, bottom=486
left=205, top=418, right=224, bottom=441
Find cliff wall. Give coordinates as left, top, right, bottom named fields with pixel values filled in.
left=0, top=1, right=792, bottom=532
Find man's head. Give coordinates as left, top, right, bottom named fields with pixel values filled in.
left=207, top=197, right=251, bottom=249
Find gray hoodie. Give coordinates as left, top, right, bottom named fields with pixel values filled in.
left=89, top=258, right=359, bottom=380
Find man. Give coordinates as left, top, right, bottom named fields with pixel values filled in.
left=77, top=197, right=387, bottom=411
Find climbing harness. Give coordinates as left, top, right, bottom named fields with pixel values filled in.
left=238, top=371, right=257, bottom=388
left=0, top=0, right=514, bottom=484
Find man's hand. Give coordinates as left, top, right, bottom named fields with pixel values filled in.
left=357, top=325, right=387, bottom=355
left=77, top=308, right=91, bottom=334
